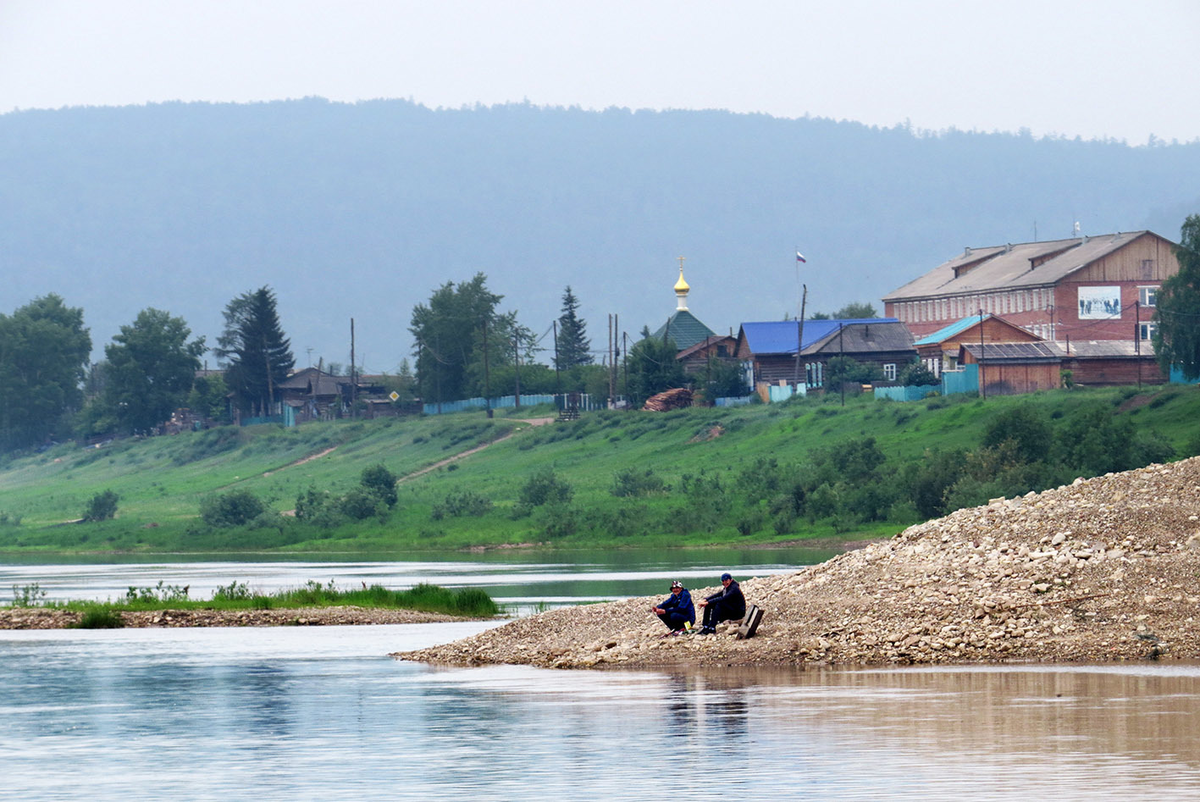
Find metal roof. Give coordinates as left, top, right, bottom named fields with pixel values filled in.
left=961, top=342, right=1060, bottom=362
left=739, top=318, right=904, bottom=355
left=912, top=314, right=993, bottom=345
left=650, top=309, right=716, bottom=351
left=884, top=231, right=1163, bottom=302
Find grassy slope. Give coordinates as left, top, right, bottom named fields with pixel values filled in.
left=0, top=387, right=1197, bottom=553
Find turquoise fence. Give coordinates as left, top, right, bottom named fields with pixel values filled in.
left=715, top=395, right=755, bottom=407
left=423, top=393, right=621, bottom=415
left=240, top=411, right=292, bottom=427
left=1170, top=366, right=1200, bottom=385
left=874, top=384, right=936, bottom=402
left=767, top=384, right=806, bottom=403
left=941, top=365, right=979, bottom=396
left=874, top=365, right=979, bottom=403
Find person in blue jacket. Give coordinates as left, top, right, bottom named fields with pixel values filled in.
left=652, top=580, right=695, bottom=634
left=695, top=573, right=745, bottom=635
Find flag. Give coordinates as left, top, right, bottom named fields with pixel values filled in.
left=796, top=251, right=806, bottom=263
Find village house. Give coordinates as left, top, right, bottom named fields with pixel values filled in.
left=735, top=318, right=916, bottom=394
left=913, top=313, right=1042, bottom=376
left=882, top=231, right=1180, bottom=348
left=959, top=340, right=1168, bottom=396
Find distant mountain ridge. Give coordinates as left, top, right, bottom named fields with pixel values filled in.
left=2, top=98, right=1198, bottom=371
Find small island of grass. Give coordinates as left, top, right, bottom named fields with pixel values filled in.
left=3, top=579, right=499, bottom=629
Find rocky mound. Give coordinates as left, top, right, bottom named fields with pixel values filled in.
left=397, top=457, right=1200, bottom=668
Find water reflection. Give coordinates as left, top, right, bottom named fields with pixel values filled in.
left=2, top=622, right=1200, bottom=800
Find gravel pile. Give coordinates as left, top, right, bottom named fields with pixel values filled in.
left=398, top=456, right=1200, bottom=669
left=0, top=606, right=460, bottom=630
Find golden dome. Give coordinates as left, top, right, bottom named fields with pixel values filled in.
left=674, top=268, right=690, bottom=293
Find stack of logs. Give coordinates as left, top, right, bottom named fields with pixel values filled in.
left=642, top=388, right=693, bottom=411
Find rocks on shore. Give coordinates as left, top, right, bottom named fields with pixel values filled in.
left=398, top=456, right=1200, bottom=669
left=0, top=606, right=460, bottom=630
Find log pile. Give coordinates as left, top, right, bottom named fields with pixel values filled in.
left=642, top=387, right=692, bottom=411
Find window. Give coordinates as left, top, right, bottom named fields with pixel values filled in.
left=1139, top=322, right=1158, bottom=342
left=883, top=363, right=897, bottom=382
left=805, top=362, right=823, bottom=388
left=1139, top=286, right=1158, bottom=307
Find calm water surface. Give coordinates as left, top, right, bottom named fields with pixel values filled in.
left=2, top=555, right=1198, bottom=800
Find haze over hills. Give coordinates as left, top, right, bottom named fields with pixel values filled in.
left=2, top=98, right=1199, bottom=372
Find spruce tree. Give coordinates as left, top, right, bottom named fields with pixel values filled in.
left=1154, top=215, right=1200, bottom=380
left=555, top=286, right=592, bottom=369
left=215, top=287, right=294, bottom=416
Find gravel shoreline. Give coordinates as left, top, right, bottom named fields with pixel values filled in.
left=397, top=456, right=1200, bottom=669
left=0, top=606, right=462, bottom=630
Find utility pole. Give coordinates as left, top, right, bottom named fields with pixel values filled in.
left=482, top=315, right=491, bottom=417
left=979, top=308, right=986, bottom=399
left=613, top=313, right=619, bottom=404
left=552, top=320, right=561, bottom=396
left=792, top=285, right=808, bottom=391
left=622, top=331, right=628, bottom=401
left=350, top=318, right=356, bottom=418
left=1135, top=299, right=1142, bottom=389
left=607, top=314, right=615, bottom=406
left=514, top=330, right=522, bottom=409
left=838, top=321, right=845, bottom=407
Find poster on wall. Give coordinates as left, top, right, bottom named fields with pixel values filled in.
left=1078, top=286, right=1121, bottom=319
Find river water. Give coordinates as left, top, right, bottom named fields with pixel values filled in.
left=3, top=552, right=1199, bottom=800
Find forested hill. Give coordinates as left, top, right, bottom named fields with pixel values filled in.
left=3, top=98, right=1199, bottom=371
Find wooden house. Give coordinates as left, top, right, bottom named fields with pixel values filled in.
left=675, top=334, right=738, bottom=374
left=883, top=231, right=1179, bottom=347
left=914, top=314, right=1042, bottom=376
left=736, top=319, right=916, bottom=393
left=958, top=340, right=1167, bottom=395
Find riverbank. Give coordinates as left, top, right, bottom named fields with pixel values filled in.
left=397, top=456, right=1200, bottom=668
left=0, top=606, right=463, bottom=629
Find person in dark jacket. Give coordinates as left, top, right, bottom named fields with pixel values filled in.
left=652, top=580, right=695, bottom=634
left=695, top=573, right=745, bottom=634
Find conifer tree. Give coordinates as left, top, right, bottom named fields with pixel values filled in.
left=215, top=287, right=294, bottom=416
left=1154, top=215, right=1200, bottom=380
left=555, top=286, right=592, bottom=369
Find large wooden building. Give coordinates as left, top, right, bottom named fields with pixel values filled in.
left=883, top=231, right=1179, bottom=347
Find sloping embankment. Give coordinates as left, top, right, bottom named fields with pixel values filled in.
left=397, top=456, right=1200, bottom=669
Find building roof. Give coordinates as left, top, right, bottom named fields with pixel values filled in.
left=650, top=309, right=716, bottom=352
left=913, top=314, right=995, bottom=345
left=279, top=367, right=345, bottom=396
left=675, top=334, right=736, bottom=361
left=961, top=342, right=1060, bottom=363
left=884, top=231, right=1162, bottom=302
left=962, top=340, right=1151, bottom=362
left=806, top=320, right=914, bottom=355
left=738, top=318, right=901, bottom=355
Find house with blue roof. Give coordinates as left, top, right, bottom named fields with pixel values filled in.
left=735, top=318, right=916, bottom=393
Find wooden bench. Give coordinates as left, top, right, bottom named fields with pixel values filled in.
left=735, top=604, right=764, bottom=640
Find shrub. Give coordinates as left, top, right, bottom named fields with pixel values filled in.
left=983, top=405, right=1052, bottom=464
left=610, top=467, right=666, bottom=497
left=360, top=464, right=398, bottom=508
left=431, top=489, right=493, bottom=520
left=83, top=490, right=119, bottom=522
left=200, top=489, right=266, bottom=527
left=518, top=467, right=573, bottom=507
left=72, top=608, right=124, bottom=629
left=11, top=582, right=46, bottom=607
left=338, top=487, right=387, bottom=521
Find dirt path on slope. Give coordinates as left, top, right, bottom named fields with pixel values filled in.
left=396, top=417, right=553, bottom=484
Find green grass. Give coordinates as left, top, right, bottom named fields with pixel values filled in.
left=12, top=580, right=499, bottom=619
left=1, top=384, right=1197, bottom=553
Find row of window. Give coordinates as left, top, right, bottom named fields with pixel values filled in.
left=803, top=362, right=898, bottom=387
left=896, top=285, right=1159, bottom=325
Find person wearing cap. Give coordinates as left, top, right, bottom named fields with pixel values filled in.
left=695, top=573, right=745, bottom=635
left=652, top=580, right=695, bottom=634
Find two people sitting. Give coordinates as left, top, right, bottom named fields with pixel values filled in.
left=653, top=572, right=746, bottom=636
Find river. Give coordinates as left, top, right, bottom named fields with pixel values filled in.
left=2, top=551, right=1198, bottom=800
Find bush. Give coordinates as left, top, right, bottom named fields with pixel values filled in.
left=360, top=464, right=398, bottom=508
left=431, top=489, right=493, bottom=520
left=983, top=405, right=1052, bottom=463
left=200, top=489, right=266, bottom=527
left=83, top=489, right=119, bottom=522
left=338, top=487, right=387, bottom=521
left=610, top=467, right=666, bottom=497
left=72, top=608, right=124, bottom=629
left=518, top=467, right=573, bottom=507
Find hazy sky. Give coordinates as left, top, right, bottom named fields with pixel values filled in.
left=2, top=0, right=1198, bottom=144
